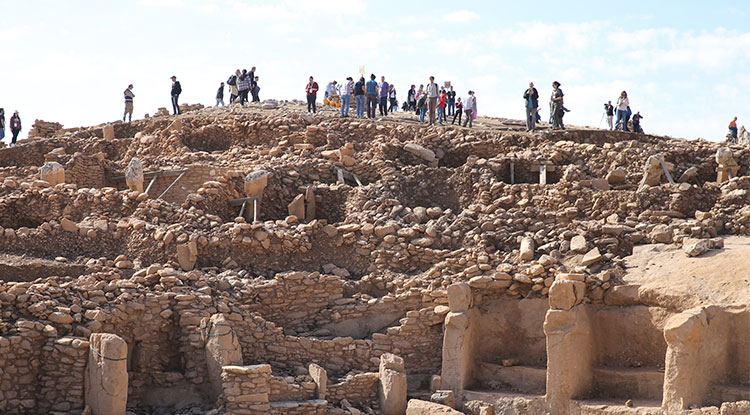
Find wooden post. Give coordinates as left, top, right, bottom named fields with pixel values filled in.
left=660, top=161, right=675, bottom=184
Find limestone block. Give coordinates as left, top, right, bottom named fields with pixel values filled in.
left=85, top=333, right=127, bottom=415
left=548, top=279, right=585, bottom=311
left=464, top=400, right=496, bottom=415
left=678, top=166, right=697, bottom=183
left=590, top=178, right=610, bottom=191
left=580, top=247, right=602, bottom=266
left=404, top=143, right=436, bottom=163
left=40, top=161, right=65, bottom=186
left=288, top=194, right=305, bottom=220
left=102, top=124, right=115, bottom=140
left=308, top=363, right=327, bottom=400
left=379, top=353, right=407, bottom=415
left=605, top=168, right=626, bottom=185
left=649, top=224, right=672, bottom=244
left=715, top=147, right=737, bottom=167
left=721, top=401, right=750, bottom=415
left=570, top=235, right=587, bottom=253
left=61, top=217, right=79, bottom=233
left=339, top=143, right=355, bottom=159
left=603, top=284, right=641, bottom=306
left=406, top=399, right=463, bottom=415
left=682, top=238, right=711, bottom=257
left=430, top=390, right=455, bottom=408
left=430, top=375, right=442, bottom=391
left=441, top=310, right=476, bottom=408
left=447, top=283, right=472, bottom=313
left=125, top=158, right=144, bottom=193
left=176, top=241, right=197, bottom=271
left=202, top=314, right=242, bottom=402
left=244, top=170, right=270, bottom=199
left=519, top=237, right=535, bottom=261
left=166, top=118, right=182, bottom=132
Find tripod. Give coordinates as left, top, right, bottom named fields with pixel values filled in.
left=598, top=110, right=608, bottom=129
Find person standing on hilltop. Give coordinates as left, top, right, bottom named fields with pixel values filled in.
left=354, top=76, right=365, bottom=119
left=447, top=86, right=456, bottom=117
left=615, top=91, right=629, bottom=131
left=252, top=76, right=260, bottom=102
left=123, top=84, right=135, bottom=122
left=408, top=85, right=416, bottom=111
left=426, top=76, right=439, bottom=125
left=389, top=84, right=397, bottom=113
left=729, top=116, right=738, bottom=143
left=227, top=70, right=239, bottom=104
left=0, top=108, right=5, bottom=144
left=365, top=74, right=378, bottom=119
left=463, top=91, right=475, bottom=128
left=249, top=66, right=259, bottom=102
left=438, top=88, right=447, bottom=125
left=341, top=77, right=353, bottom=118
left=170, top=76, right=182, bottom=115
left=306, top=76, right=319, bottom=115
left=550, top=81, right=564, bottom=130
left=605, top=101, right=614, bottom=130
left=378, top=76, right=389, bottom=117
left=523, top=82, right=538, bottom=132
left=9, top=110, right=21, bottom=146
left=237, top=69, right=251, bottom=107
left=216, top=82, right=225, bottom=107
left=451, top=97, right=463, bottom=125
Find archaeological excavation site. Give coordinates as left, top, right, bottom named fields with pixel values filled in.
left=0, top=102, right=748, bottom=415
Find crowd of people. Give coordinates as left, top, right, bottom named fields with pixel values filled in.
left=601, top=90, right=643, bottom=134
left=313, top=74, right=478, bottom=127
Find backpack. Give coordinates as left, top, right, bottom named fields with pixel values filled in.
left=417, top=95, right=427, bottom=108
left=227, top=75, right=237, bottom=86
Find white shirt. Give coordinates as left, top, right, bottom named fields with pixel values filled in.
left=617, top=97, right=629, bottom=111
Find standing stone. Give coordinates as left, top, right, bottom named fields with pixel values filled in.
left=379, top=353, right=407, bottom=415
left=201, top=314, right=243, bottom=402
left=125, top=158, right=144, bottom=193
left=544, top=307, right=593, bottom=414
left=678, top=166, right=698, bottom=183
left=548, top=279, right=585, bottom=311
left=288, top=194, right=305, bottom=219
left=39, top=161, right=66, bottom=186
left=244, top=170, right=269, bottom=198
left=176, top=240, right=197, bottom=271
left=308, top=363, right=327, bottom=400
left=519, top=237, right=535, bottom=261
left=637, top=153, right=665, bottom=192
left=339, top=143, right=356, bottom=167
left=447, top=283, right=472, bottom=313
left=85, top=333, right=128, bottom=415
left=715, top=147, right=739, bottom=183
left=305, top=186, right=316, bottom=222
left=102, top=124, right=115, bottom=140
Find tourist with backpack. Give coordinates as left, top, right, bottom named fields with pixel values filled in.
left=123, top=84, right=135, bottom=122
left=216, top=82, right=225, bottom=107
left=9, top=111, right=21, bottom=146
left=354, top=77, right=365, bottom=119
left=417, top=94, right=428, bottom=123
left=227, top=71, right=238, bottom=103
left=170, top=76, right=182, bottom=115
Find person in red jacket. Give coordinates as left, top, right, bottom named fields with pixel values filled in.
left=438, top=89, right=447, bottom=125
left=305, top=76, right=319, bottom=115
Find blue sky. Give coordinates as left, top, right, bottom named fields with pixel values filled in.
left=1, top=0, right=748, bottom=141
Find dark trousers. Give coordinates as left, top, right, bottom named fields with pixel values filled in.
left=230, top=94, right=237, bottom=103
left=379, top=96, right=388, bottom=116
left=251, top=87, right=260, bottom=102
left=448, top=100, right=455, bottom=116
left=171, top=94, right=180, bottom=114
left=307, top=94, right=316, bottom=113
left=389, top=98, right=397, bottom=112
left=451, top=109, right=462, bottom=125
left=11, top=129, right=20, bottom=144
left=366, top=94, right=377, bottom=118
left=239, top=89, right=249, bottom=105
left=463, top=109, right=473, bottom=127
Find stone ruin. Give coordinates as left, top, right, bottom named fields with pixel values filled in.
left=0, top=102, right=747, bottom=415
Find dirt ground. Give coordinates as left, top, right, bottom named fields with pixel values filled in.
left=623, top=236, right=750, bottom=310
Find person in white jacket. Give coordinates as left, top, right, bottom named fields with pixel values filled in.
left=615, top=91, right=630, bottom=131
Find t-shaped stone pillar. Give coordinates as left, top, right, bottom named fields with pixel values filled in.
left=201, top=313, right=243, bottom=402
left=637, top=153, right=665, bottom=192
left=715, top=147, right=739, bottom=184
left=441, top=283, right=476, bottom=408
left=244, top=170, right=270, bottom=218
left=379, top=353, right=407, bottom=415
left=308, top=363, right=327, bottom=400
left=125, top=158, right=144, bottom=193
left=85, top=333, right=128, bottom=415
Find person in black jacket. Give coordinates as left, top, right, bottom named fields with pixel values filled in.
left=216, top=82, right=225, bottom=107
left=9, top=111, right=21, bottom=146
left=523, top=82, right=539, bottom=132
left=171, top=76, right=182, bottom=115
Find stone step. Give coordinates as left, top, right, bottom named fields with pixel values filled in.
left=475, top=361, right=547, bottom=394
left=591, top=366, right=664, bottom=400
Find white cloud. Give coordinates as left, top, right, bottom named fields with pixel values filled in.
left=443, top=10, right=479, bottom=23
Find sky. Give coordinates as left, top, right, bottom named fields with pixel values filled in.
left=1, top=0, right=749, bottom=141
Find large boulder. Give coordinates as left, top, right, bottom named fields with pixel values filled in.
left=406, top=399, right=463, bottom=415
left=39, top=161, right=65, bottom=186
